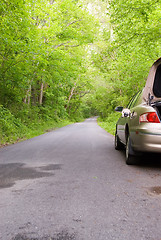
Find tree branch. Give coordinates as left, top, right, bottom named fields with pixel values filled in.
left=2, top=60, right=24, bottom=75
left=66, top=19, right=82, bottom=27
left=54, top=41, right=80, bottom=49
left=80, top=91, right=90, bottom=98
left=54, top=41, right=71, bottom=49
left=64, top=44, right=80, bottom=48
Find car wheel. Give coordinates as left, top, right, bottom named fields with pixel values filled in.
left=125, top=136, right=136, bottom=165
left=115, top=132, right=124, bottom=150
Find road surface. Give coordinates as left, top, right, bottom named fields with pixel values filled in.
left=0, top=118, right=161, bottom=240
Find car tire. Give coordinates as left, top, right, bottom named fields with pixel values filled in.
left=115, top=132, right=124, bottom=150
left=125, top=136, right=137, bottom=165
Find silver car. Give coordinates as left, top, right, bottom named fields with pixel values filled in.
left=115, top=57, right=161, bottom=165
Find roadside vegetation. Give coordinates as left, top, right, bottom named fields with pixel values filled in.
left=96, top=0, right=161, bottom=134
left=98, top=113, right=120, bottom=135
left=1, top=0, right=161, bottom=145
left=0, top=104, right=73, bottom=146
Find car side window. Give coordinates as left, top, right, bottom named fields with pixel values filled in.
left=127, top=91, right=141, bottom=109
left=127, top=94, right=137, bottom=109
left=130, top=91, right=142, bottom=108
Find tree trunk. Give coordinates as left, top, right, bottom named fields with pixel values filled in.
left=27, top=85, right=31, bottom=105
left=23, top=85, right=31, bottom=104
left=39, top=82, right=44, bottom=105
left=65, top=83, right=76, bottom=109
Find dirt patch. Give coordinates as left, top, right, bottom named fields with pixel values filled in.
left=147, top=186, right=161, bottom=196
left=149, top=186, right=161, bottom=195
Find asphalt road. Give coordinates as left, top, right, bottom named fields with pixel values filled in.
left=1, top=117, right=161, bottom=240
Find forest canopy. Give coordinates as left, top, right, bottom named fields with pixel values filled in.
left=0, top=0, right=161, bottom=143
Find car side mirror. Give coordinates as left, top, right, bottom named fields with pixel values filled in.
left=115, top=106, right=123, bottom=112
left=122, top=108, right=131, bottom=118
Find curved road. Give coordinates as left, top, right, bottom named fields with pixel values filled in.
left=0, top=118, right=161, bottom=240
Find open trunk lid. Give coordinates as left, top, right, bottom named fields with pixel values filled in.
left=142, top=57, right=161, bottom=104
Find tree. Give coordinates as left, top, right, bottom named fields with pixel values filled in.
left=0, top=0, right=99, bottom=122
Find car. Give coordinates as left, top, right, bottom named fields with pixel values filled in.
left=115, top=57, right=161, bottom=165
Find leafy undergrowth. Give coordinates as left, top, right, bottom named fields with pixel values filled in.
left=97, top=112, right=121, bottom=135
left=0, top=105, right=73, bottom=148
left=0, top=119, right=73, bottom=148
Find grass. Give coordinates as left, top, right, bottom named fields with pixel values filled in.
left=0, top=110, right=121, bottom=147
left=25, top=119, right=73, bottom=139
left=0, top=119, right=73, bottom=148
left=97, top=112, right=121, bottom=135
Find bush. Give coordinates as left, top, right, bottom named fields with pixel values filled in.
left=98, top=112, right=121, bottom=135
left=0, top=105, right=27, bottom=143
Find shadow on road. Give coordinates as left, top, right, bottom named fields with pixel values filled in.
left=137, top=153, right=161, bottom=169
left=118, top=149, right=161, bottom=169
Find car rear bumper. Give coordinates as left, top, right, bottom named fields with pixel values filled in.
left=131, top=130, right=161, bottom=153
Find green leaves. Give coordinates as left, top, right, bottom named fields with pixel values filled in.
left=109, top=0, right=161, bottom=50
left=107, top=0, right=161, bottom=98
left=0, top=0, right=101, bottom=142
left=86, top=0, right=161, bottom=122
left=0, top=105, right=27, bottom=140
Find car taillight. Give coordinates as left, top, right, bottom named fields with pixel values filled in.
left=139, top=112, right=160, bottom=123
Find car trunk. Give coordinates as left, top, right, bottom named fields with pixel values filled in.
left=152, top=102, right=161, bottom=121
left=143, top=58, right=161, bottom=104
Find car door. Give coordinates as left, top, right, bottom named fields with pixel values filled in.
left=117, top=92, right=141, bottom=144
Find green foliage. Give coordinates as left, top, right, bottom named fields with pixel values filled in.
left=0, top=105, right=27, bottom=143
left=1, top=0, right=160, bottom=142
left=0, top=0, right=98, bottom=108
left=98, top=112, right=120, bottom=135
left=109, top=0, right=161, bottom=50
left=91, top=0, right=161, bottom=134
left=0, top=104, right=73, bottom=146
left=0, top=0, right=101, bottom=144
